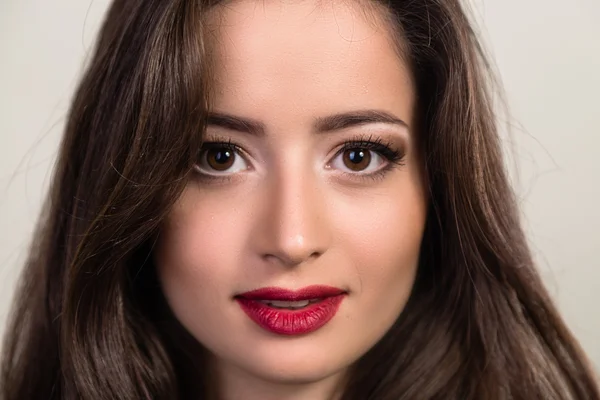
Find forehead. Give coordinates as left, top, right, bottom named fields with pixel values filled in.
left=205, top=0, right=415, bottom=127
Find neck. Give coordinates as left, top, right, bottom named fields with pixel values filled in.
left=209, top=361, right=347, bottom=400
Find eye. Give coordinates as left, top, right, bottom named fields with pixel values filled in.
left=329, top=137, right=403, bottom=176
left=195, top=142, right=249, bottom=176
left=331, top=148, right=385, bottom=173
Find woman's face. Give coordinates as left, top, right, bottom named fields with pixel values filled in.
left=156, top=0, right=427, bottom=394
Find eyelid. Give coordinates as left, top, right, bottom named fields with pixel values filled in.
left=324, top=134, right=406, bottom=182
left=329, top=134, right=405, bottom=165
left=194, top=140, right=252, bottom=179
left=194, top=134, right=406, bottom=183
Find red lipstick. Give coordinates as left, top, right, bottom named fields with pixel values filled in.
left=235, top=285, right=346, bottom=335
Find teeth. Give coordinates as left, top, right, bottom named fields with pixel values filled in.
left=260, top=299, right=318, bottom=309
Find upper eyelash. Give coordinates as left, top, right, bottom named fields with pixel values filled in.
left=332, top=134, right=405, bottom=183
left=194, top=134, right=405, bottom=182
left=201, top=139, right=240, bottom=152
left=200, top=134, right=404, bottom=163
left=336, top=134, right=405, bottom=165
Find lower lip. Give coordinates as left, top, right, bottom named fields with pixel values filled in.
left=236, top=295, right=345, bottom=335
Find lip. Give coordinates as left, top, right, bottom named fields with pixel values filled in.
left=235, top=285, right=346, bottom=336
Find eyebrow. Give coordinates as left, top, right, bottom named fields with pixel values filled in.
left=206, top=109, right=409, bottom=137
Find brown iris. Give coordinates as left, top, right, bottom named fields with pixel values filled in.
left=342, top=149, right=371, bottom=171
left=206, top=147, right=235, bottom=171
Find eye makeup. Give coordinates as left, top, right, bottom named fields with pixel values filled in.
left=193, top=133, right=406, bottom=184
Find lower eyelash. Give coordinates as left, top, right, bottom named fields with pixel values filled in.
left=335, top=134, right=406, bottom=182
left=335, top=160, right=400, bottom=183
left=193, top=140, right=244, bottom=184
left=194, top=135, right=406, bottom=183
left=194, top=171, right=237, bottom=185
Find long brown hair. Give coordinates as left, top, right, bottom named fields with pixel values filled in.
left=2, top=1, right=598, bottom=399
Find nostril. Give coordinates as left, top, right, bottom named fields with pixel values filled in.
left=262, top=249, right=322, bottom=267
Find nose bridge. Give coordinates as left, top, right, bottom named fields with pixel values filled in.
left=255, top=156, right=330, bottom=266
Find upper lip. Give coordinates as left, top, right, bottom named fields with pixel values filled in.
left=236, top=285, right=346, bottom=301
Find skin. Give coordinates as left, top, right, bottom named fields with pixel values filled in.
left=155, top=1, right=427, bottom=399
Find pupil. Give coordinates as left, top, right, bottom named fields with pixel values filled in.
left=348, top=150, right=365, bottom=164
left=214, top=150, right=231, bottom=164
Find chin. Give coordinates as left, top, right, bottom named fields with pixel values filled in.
left=218, top=332, right=354, bottom=384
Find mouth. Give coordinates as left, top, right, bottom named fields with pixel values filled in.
left=256, top=298, right=323, bottom=309
left=235, top=285, right=347, bottom=335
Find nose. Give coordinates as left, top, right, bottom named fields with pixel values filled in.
left=251, top=164, right=331, bottom=267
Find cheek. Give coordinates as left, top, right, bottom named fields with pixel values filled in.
left=334, top=178, right=426, bottom=321
left=154, top=190, right=248, bottom=316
